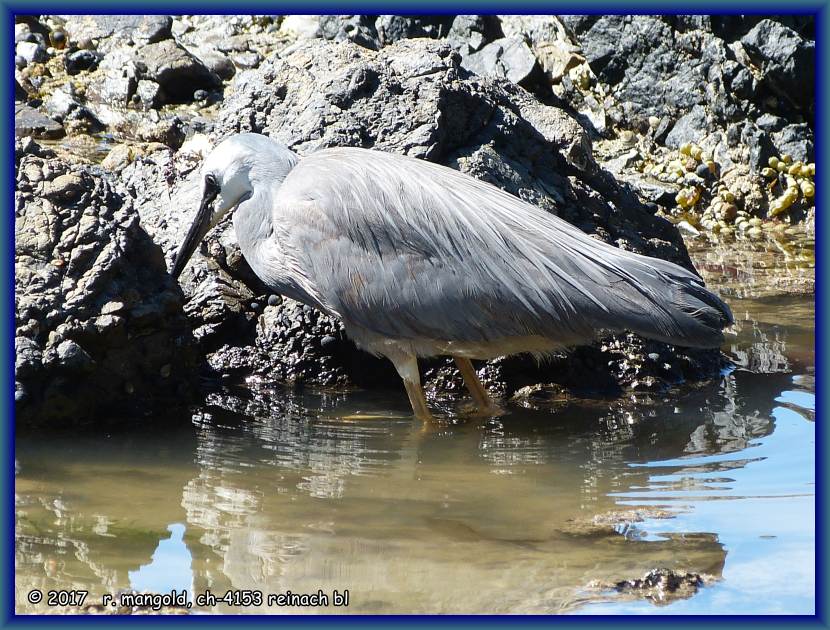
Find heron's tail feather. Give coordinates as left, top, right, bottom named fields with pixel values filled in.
left=609, top=260, right=733, bottom=349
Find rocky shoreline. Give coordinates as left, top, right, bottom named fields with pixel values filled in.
left=14, top=15, right=814, bottom=426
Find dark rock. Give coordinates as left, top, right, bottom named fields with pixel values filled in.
left=560, top=15, right=764, bottom=132
left=14, top=103, right=64, bottom=139
left=447, top=15, right=497, bottom=54
left=375, top=15, right=454, bottom=46
left=319, top=15, right=380, bottom=50
left=740, top=122, right=776, bottom=172
left=613, top=568, right=706, bottom=605
left=741, top=19, right=814, bottom=118
left=14, top=146, right=197, bottom=427
left=755, top=113, right=786, bottom=132
left=461, top=36, right=539, bottom=87
left=15, top=79, right=26, bottom=102
left=133, top=40, right=221, bottom=103
left=664, top=105, right=709, bottom=148
left=772, top=123, right=814, bottom=163
left=64, top=49, right=104, bottom=75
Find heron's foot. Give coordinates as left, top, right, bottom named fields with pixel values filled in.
left=403, top=379, right=435, bottom=422
left=453, top=357, right=496, bottom=415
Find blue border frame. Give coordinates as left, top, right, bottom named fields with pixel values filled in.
left=3, top=3, right=825, bottom=627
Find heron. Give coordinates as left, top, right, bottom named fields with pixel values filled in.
left=172, top=133, right=732, bottom=421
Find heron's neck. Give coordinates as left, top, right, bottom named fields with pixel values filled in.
left=234, top=186, right=279, bottom=284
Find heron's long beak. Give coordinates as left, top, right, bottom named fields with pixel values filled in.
left=171, top=181, right=219, bottom=279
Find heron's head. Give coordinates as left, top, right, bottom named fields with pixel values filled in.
left=171, top=133, right=297, bottom=279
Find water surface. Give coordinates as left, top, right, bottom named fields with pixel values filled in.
left=15, top=243, right=815, bottom=615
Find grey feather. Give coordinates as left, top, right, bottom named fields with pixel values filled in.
left=267, top=147, right=733, bottom=350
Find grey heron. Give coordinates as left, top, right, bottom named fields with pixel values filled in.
left=172, top=133, right=732, bottom=421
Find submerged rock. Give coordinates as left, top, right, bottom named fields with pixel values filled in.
left=14, top=139, right=197, bottom=427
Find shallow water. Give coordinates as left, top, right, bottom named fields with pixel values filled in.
left=15, top=243, right=815, bottom=615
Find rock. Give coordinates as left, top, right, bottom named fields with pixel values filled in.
left=64, top=49, right=104, bottom=75
left=15, top=79, right=26, bottom=102
left=132, top=40, right=221, bottom=103
left=446, top=15, right=498, bottom=54
left=498, top=15, right=583, bottom=83
left=43, top=88, right=103, bottom=134
left=101, top=144, right=137, bottom=171
left=611, top=569, right=706, bottom=605
left=319, top=15, right=378, bottom=50
left=189, top=47, right=235, bottom=81
left=665, top=105, right=710, bottom=148
left=375, top=15, right=454, bottom=46
left=14, top=142, right=197, bottom=426
left=135, top=79, right=161, bottom=109
left=741, top=19, right=814, bottom=117
left=62, top=15, right=173, bottom=52
left=281, top=14, right=322, bottom=40
left=14, top=103, right=64, bottom=139
left=16, top=40, right=48, bottom=64
left=461, top=36, right=539, bottom=86
left=755, top=112, right=786, bottom=132
left=135, top=116, right=185, bottom=149
left=740, top=122, right=776, bottom=172
left=772, top=123, right=814, bottom=163
left=559, top=15, right=754, bottom=131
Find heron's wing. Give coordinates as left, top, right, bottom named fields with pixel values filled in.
left=272, top=148, right=731, bottom=348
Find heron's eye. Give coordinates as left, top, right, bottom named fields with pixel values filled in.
left=205, top=173, right=219, bottom=189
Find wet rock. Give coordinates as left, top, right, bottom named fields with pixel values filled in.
left=740, top=122, right=776, bottom=172
left=15, top=79, right=27, bottom=102
left=64, top=49, right=104, bottom=75
left=610, top=568, right=707, bottom=605
left=14, top=140, right=197, bottom=427
left=461, top=37, right=539, bottom=87
left=132, top=40, right=221, bottom=104
left=740, top=19, right=814, bottom=117
left=15, top=102, right=64, bottom=139
left=319, top=15, right=379, bottom=50
left=62, top=15, right=173, bottom=52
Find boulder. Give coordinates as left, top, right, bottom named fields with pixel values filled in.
left=740, top=19, right=814, bottom=118
left=14, top=140, right=197, bottom=426
left=15, top=103, right=64, bottom=139
left=132, top=40, right=222, bottom=104
left=61, top=15, right=173, bottom=52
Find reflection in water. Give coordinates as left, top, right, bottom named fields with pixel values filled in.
left=15, top=293, right=814, bottom=614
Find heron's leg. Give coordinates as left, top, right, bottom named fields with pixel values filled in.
left=389, top=353, right=433, bottom=422
left=453, top=357, right=493, bottom=413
